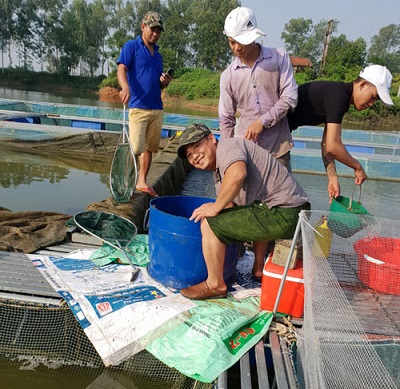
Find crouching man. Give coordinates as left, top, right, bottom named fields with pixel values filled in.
left=177, top=124, right=310, bottom=300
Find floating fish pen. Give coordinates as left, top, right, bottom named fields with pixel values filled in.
left=1, top=99, right=400, bottom=387
left=1, top=98, right=400, bottom=181
left=291, top=126, right=400, bottom=181
left=0, top=98, right=219, bottom=136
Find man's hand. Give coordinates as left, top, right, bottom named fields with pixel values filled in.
left=327, top=177, right=340, bottom=204
left=160, top=72, right=172, bottom=89
left=354, top=166, right=367, bottom=185
left=119, top=87, right=130, bottom=105
left=244, top=119, right=264, bottom=141
left=189, top=202, right=219, bottom=223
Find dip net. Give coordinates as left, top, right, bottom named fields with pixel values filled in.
left=295, top=210, right=400, bottom=388
left=109, top=106, right=137, bottom=203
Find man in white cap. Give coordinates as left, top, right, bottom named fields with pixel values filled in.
left=220, top=6, right=297, bottom=167
left=288, top=64, right=394, bottom=201
left=219, top=6, right=298, bottom=281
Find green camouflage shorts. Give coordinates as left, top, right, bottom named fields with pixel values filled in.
left=207, top=201, right=310, bottom=244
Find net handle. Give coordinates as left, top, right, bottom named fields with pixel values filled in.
left=122, top=104, right=127, bottom=143
left=349, top=184, right=362, bottom=210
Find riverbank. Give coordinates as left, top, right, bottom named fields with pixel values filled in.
left=98, top=86, right=219, bottom=114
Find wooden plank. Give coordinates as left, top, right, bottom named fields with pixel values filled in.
left=240, top=351, right=252, bottom=388
left=217, top=371, right=228, bottom=389
left=269, top=331, right=289, bottom=389
left=255, top=340, right=270, bottom=389
left=280, top=343, right=299, bottom=388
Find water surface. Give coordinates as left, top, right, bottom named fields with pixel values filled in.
left=0, top=147, right=111, bottom=215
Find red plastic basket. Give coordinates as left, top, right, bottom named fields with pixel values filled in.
left=354, top=237, right=400, bottom=295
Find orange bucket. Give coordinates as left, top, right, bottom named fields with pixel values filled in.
left=354, top=237, right=400, bottom=295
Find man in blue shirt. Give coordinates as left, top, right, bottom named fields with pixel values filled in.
left=117, top=11, right=172, bottom=198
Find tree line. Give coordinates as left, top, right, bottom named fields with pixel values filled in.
left=0, top=0, right=398, bottom=81
left=282, top=18, right=400, bottom=81
left=0, top=0, right=241, bottom=76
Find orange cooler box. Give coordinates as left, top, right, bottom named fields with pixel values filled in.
left=261, top=255, right=305, bottom=317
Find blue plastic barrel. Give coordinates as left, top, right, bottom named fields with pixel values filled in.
left=147, top=195, right=241, bottom=289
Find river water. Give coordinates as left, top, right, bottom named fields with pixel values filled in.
left=1, top=87, right=400, bottom=388
left=1, top=86, right=399, bottom=219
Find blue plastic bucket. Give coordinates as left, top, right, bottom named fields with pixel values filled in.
left=147, top=195, right=241, bottom=288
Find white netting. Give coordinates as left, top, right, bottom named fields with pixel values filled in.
left=296, top=210, right=400, bottom=389
left=0, top=298, right=211, bottom=388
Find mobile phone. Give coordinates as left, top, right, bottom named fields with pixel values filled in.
left=166, top=68, right=174, bottom=77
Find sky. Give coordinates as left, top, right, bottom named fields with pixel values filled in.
left=241, top=0, right=399, bottom=49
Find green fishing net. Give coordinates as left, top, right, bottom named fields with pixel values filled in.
left=74, top=211, right=138, bottom=248
left=74, top=210, right=141, bottom=280
left=110, top=133, right=137, bottom=203
left=109, top=104, right=137, bottom=205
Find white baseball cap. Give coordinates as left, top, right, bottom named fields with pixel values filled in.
left=359, top=65, right=393, bottom=106
left=224, top=7, right=266, bottom=45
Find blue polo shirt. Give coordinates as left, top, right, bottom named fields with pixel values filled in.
left=117, top=36, right=163, bottom=110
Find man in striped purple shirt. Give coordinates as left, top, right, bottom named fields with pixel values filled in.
left=219, top=6, right=297, bottom=169
left=219, top=6, right=298, bottom=282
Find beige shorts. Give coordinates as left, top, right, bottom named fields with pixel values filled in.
left=128, top=108, right=164, bottom=154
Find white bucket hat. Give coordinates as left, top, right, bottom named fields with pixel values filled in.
left=224, top=7, right=266, bottom=45
left=359, top=65, right=393, bottom=106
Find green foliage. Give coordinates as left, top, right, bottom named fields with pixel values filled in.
left=368, top=24, right=400, bottom=74
left=99, top=71, right=119, bottom=89
left=281, top=18, right=339, bottom=67
left=281, top=18, right=313, bottom=57
left=0, top=67, right=104, bottom=90
left=2, top=0, right=398, bottom=84
left=323, top=35, right=366, bottom=81
left=186, top=0, right=239, bottom=70
left=294, top=68, right=315, bottom=85
left=166, top=68, right=220, bottom=100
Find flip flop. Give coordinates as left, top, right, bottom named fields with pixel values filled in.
left=136, top=186, right=158, bottom=198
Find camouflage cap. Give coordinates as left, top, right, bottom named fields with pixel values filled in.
left=142, top=11, right=164, bottom=31
left=177, top=123, right=212, bottom=159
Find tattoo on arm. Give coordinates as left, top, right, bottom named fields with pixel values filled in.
left=322, top=149, right=338, bottom=178
left=325, top=161, right=338, bottom=178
